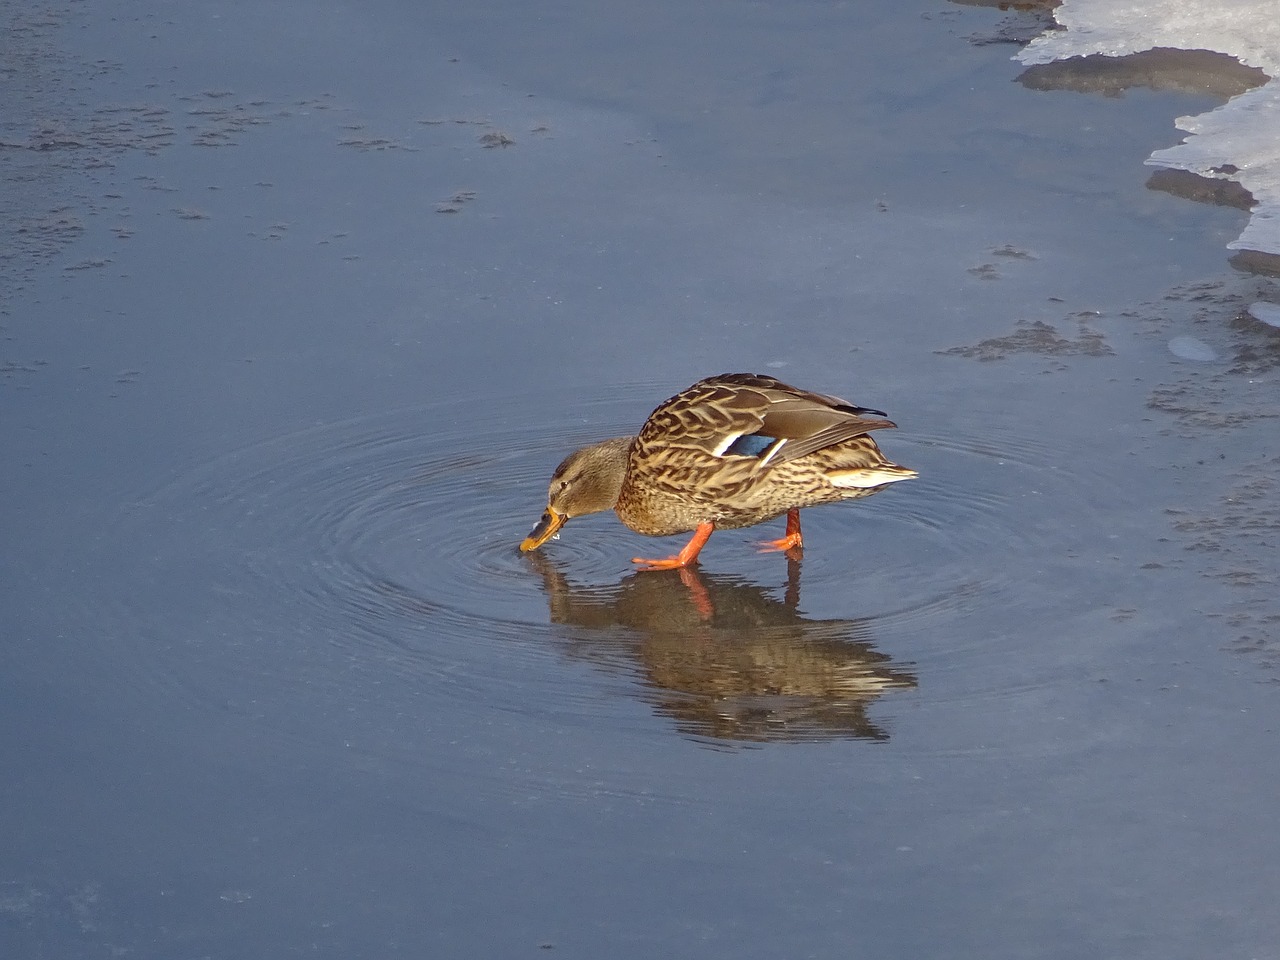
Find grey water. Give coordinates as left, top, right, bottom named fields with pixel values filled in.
left=3, top=0, right=1279, bottom=957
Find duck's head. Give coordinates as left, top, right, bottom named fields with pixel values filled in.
left=519, top=437, right=632, bottom=552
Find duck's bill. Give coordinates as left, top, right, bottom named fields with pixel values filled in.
left=519, top=508, right=566, bottom=552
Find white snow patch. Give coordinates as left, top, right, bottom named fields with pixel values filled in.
left=1019, top=0, right=1280, bottom=75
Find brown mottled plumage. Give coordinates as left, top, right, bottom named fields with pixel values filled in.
left=520, top=373, right=916, bottom=569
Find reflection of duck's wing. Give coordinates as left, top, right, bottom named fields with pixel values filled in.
left=637, top=615, right=916, bottom=744
left=526, top=555, right=916, bottom=744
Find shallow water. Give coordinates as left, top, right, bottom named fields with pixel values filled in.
left=4, top=0, right=1280, bottom=958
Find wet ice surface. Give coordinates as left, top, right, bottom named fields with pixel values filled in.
left=1168, top=334, right=1218, bottom=361
left=1249, top=300, right=1280, bottom=328
left=3, top=0, right=1280, bottom=958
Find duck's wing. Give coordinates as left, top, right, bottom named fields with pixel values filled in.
left=641, top=373, right=897, bottom=467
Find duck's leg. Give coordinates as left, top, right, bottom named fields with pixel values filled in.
left=632, top=522, right=715, bottom=570
left=757, top=508, right=803, bottom=553
left=678, top=567, right=715, bottom=621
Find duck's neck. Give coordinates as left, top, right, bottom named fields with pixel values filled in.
left=574, top=436, right=633, bottom=510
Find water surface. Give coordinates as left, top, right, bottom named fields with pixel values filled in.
left=3, top=1, right=1279, bottom=958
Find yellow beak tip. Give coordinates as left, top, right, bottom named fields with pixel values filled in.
left=519, top=509, right=565, bottom=553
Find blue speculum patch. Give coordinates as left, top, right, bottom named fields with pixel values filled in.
left=725, top=433, right=777, bottom=458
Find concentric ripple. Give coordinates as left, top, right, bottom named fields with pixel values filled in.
left=85, top=386, right=1130, bottom=754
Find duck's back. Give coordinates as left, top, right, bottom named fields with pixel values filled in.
left=615, top=373, right=914, bottom=535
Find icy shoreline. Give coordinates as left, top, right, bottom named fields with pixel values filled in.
left=1017, top=0, right=1280, bottom=268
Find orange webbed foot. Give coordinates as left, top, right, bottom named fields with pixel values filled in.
left=631, top=554, right=697, bottom=570
left=756, top=532, right=803, bottom=553
left=631, top=521, right=714, bottom=571
left=757, top=509, right=804, bottom=555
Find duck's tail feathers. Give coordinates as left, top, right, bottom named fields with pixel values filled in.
left=829, top=464, right=918, bottom=489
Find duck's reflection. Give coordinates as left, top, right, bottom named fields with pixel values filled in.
left=526, top=554, right=916, bottom=744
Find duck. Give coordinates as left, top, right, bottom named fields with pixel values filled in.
left=519, top=373, right=916, bottom=569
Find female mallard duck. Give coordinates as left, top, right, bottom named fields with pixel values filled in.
left=520, top=373, right=916, bottom=569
